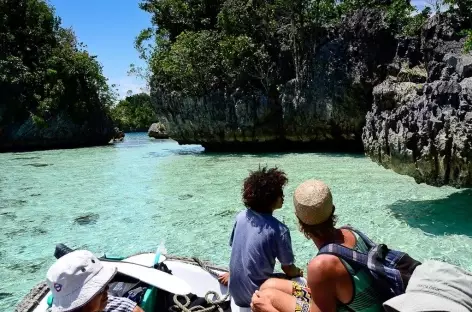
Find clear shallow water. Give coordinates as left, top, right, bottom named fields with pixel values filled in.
left=1, top=132, right=472, bottom=310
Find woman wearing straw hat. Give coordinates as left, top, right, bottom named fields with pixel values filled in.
left=46, top=250, right=144, bottom=312
left=251, top=179, right=384, bottom=312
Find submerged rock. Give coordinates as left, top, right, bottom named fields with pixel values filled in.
left=0, top=292, right=13, bottom=300
left=362, top=13, right=472, bottom=187
left=23, top=163, right=50, bottom=167
left=0, top=199, right=27, bottom=209
left=12, top=156, right=40, bottom=160
left=74, top=213, right=99, bottom=225
left=0, top=211, right=17, bottom=220
left=7, top=260, right=45, bottom=274
left=178, top=194, right=193, bottom=200
left=32, top=227, right=47, bottom=235
left=148, top=122, right=169, bottom=139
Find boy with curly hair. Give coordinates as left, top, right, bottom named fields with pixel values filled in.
left=219, top=166, right=303, bottom=307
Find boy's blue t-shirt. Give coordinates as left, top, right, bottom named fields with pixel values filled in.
left=228, top=209, right=295, bottom=307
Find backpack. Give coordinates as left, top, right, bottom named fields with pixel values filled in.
left=317, top=226, right=421, bottom=302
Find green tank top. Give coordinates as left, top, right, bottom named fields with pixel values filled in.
left=335, top=231, right=384, bottom=312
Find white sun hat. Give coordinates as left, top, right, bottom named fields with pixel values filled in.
left=46, top=250, right=117, bottom=312
left=383, top=260, right=472, bottom=312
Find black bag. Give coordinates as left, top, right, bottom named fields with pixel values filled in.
left=108, top=279, right=148, bottom=303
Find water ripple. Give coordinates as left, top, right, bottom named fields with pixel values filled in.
left=0, top=132, right=470, bottom=310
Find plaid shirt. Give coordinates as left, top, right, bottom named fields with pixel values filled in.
left=46, top=295, right=137, bottom=312
left=104, top=296, right=137, bottom=312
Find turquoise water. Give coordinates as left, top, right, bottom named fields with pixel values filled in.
left=1, top=132, right=472, bottom=310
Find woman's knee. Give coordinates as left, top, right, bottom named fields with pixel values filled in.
left=258, top=289, right=278, bottom=302
left=260, top=278, right=282, bottom=291
left=257, top=289, right=297, bottom=312
left=260, top=278, right=293, bottom=294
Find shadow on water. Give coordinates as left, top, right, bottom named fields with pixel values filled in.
left=145, top=146, right=365, bottom=160
left=0, top=293, right=12, bottom=301
left=193, top=151, right=365, bottom=159
left=388, top=189, right=472, bottom=237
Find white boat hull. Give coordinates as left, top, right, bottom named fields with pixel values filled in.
left=123, top=253, right=248, bottom=312
left=21, top=253, right=305, bottom=312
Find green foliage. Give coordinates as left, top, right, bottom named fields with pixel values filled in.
left=460, top=29, right=472, bottom=53
left=31, top=114, right=47, bottom=128
left=0, top=0, right=115, bottom=127
left=402, top=7, right=431, bottom=36
left=154, top=30, right=221, bottom=95
left=110, top=93, right=157, bottom=131
left=138, top=0, right=223, bottom=41
left=137, top=0, right=462, bottom=97
left=384, top=0, right=415, bottom=33
left=335, top=0, right=416, bottom=32
left=437, top=0, right=472, bottom=52
left=443, top=0, right=472, bottom=18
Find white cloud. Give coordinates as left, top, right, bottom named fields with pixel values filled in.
left=109, top=76, right=149, bottom=99
left=412, top=0, right=450, bottom=12
left=411, top=0, right=429, bottom=9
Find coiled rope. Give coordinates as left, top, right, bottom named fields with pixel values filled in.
left=171, top=257, right=231, bottom=312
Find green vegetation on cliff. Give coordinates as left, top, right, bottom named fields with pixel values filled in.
left=443, top=0, right=472, bottom=52
left=136, top=0, right=433, bottom=97
left=0, top=0, right=114, bottom=131
left=110, top=93, right=157, bottom=132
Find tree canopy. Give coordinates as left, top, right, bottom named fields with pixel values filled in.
left=110, top=92, right=157, bottom=132
left=136, top=0, right=471, bottom=98
left=0, top=0, right=115, bottom=129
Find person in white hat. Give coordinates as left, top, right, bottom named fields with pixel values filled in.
left=46, top=250, right=144, bottom=312
left=251, top=179, right=385, bottom=312
left=383, top=260, right=472, bottom=312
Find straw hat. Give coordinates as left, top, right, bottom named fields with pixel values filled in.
left=293, top=179, right=334, bottom=225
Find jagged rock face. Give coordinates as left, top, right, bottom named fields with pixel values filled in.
left=148, top=122, right=169, bottom=139
left=0, top=111, right=115, bottom=152
left=281, top=9, right=396, bottom=147
left=152, top=9, right=396, bottom=151
left=363, top=14, right=472, bottom=187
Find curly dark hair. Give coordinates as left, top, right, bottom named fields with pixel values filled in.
left=298, top=209, right=338, bottom=240
left=242, top=166, right=288, bottom=213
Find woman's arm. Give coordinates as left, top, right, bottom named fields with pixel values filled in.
left=281, top=264, right=303, bottom=278
left=133, top=306, right=145, bottom=312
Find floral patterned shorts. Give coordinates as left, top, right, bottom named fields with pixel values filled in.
left=292, top=281, right=311, bottom=312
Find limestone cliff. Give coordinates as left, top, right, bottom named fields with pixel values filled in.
left=0, top=111, right=115, bottom=152
left=363, top=13, right=472, bottom=187
left=152, top=9, right=396, bottom=152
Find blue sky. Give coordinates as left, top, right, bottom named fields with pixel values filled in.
left=49, top=0, right=428, bottom=99
left=49, top=0, right=151, bottom=98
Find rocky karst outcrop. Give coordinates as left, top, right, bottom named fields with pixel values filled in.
left=363, top=13, right=472, bottom=187
left=152, top=9, right=396, bottom=152
left=148, top=122, right=169, bottom=139
left=0, top=0, right=117, bottom=152
left=149, top=4, right=472, bottom=187
left=0, top=111, right=115, bottom=152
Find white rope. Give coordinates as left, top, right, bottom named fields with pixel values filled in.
left=170, top=257, right=231, bottom=312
